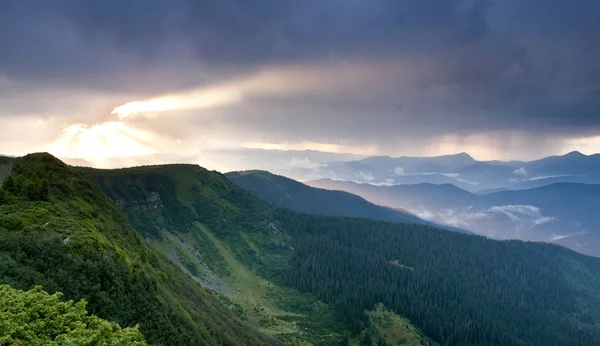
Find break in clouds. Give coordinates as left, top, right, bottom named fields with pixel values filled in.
left=1, top=0, right=600, bottom=165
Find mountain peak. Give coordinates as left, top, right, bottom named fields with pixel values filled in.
left=456, top=152, right=475, bottom=159
left=564, top=150, right=586, bottom=157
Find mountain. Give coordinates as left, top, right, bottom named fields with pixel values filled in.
left=50, top=150, right=600, bottom=193
left=307, top=179, right=600, bottom=257
left=307, top=179, right=477, bottom=210
left=279, top=210, right=600, bottom=345
left=524, top=151, right=600, bottom=176
left=228, top=150, right=600, bottom=193
left=79, top=161, right=600, bottom=345
left=200, top=148, right=368, bottom=180
left=321, top=153, right=480, bottom=188
left=226, top=170, right=423, bottom=223
left=507, top=174, right=600, bottom=190
left=0, top=153, right=280, bottom=346
left=78, top=164, right=352, bottom=345
left=362, top=152, right=476, bottom=172
left=5, top=154, right=600, bottom=345
left=226, top=170, right=472, bottom=234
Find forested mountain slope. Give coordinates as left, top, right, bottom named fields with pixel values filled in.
left=279, top=211, right=600, bottom=345
left=79, top=164, right=354, bottom=345
left=226, top=170, right=469, bottom=234
left=0, top=153, right=280, bottom=346
left=80, top=162, right=600, bottom=345
left=226, top=170, right=423, bottom=223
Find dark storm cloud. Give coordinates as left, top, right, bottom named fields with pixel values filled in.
left=1, top=0, right=493, bottom=73
left=1, top=0, right=599, bottom=148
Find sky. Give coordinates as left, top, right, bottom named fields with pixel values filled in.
left=1, top=0, right=600, bottom=169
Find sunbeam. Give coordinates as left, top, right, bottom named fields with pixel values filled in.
left=49, top=122, right=157, bottom=161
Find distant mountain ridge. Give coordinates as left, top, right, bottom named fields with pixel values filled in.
left=43, top=150, right=600, bottom=193
left=307, top=178, right=600, bottom=257
left=284, top=151, right=600, bottom=193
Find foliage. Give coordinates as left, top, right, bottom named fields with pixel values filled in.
left=0, top=284, right=146, bottom=345
left=278, top=209, right=600, bottom=345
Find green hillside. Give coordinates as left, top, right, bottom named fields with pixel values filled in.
left=80, top=162, right=600, bottom=345
left=0, top=153, right=279, bottom=346
left=4, top=154, right=600, bottom=345
left=79, top=164, right=351, bottom=345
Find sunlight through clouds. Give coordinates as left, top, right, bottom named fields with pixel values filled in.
left=49, top=122, right=157, bottom=160
left=112, top=89, right=242, bottom=119
left=109, top=61, right=394, bottom=119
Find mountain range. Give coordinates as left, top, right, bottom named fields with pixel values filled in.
left=337, top=151, right=600, bottom=191
left=235, top=150, right=600, bottom=193
left=16, top=149, right=599, bottom=194
left=226, top=170, right=470, bottom=234
left=3, top=153, right=600, bottom=345
left=307, top=179, right=600, bottom=257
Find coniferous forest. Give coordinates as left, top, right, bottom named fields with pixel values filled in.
left=278, top=210, right=600, bottom=345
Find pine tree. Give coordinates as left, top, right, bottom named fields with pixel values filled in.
left=341, top=333, right=349, bottom=346
left=2, top=175, right=15, bottom=194
left=362, top=332, right=372, bottom=346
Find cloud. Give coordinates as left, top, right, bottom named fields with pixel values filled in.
left=533, top=216, right=557, bottom=226
left=456, top=178, right=480, bottom=186
left=527, top=175, right=570, bottom=181
left=550, top=231, right=587, bottom=242
left=394, top=167, right=407, bottom=176
left=412, top=209, right=436, bottom=221
left=2, top=1, right=600, bottom=161
left=487, top=205, right=540, bottom=221
left=355, top=171, right=375, bottom=182
left=413, top=204, right=557, bottom=236
left=512, top=167, right=527, bottom=176
left=287, top=157, right=327, bottom=170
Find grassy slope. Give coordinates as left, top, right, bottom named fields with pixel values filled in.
left=80, top=164, right=361, bottom=345
left=0, top=154, right=279, bottom=346
left=366, top=304, right=435, bottom=346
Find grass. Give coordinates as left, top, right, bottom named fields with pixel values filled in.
left=367, top=303, right=436, bottom=346
left=144, top=218, right=343, bottom=345
left=194, top=223, right=344, bottom=345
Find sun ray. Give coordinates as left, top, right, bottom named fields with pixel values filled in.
left=49, top=121, right=158, bottom=161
